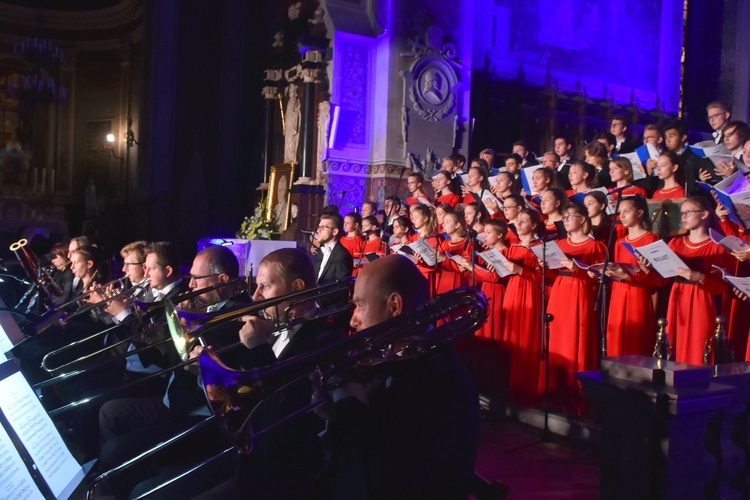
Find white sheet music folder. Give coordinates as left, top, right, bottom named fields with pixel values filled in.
left=0, top=359, right=85, bottom=499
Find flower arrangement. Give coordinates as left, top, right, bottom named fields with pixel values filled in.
left=236, top=196, right=280, bottom=240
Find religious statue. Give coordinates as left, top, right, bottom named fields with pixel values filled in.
left=317, top=100, right=330, bottom=170
left=283, top=84, right=301, bottom=164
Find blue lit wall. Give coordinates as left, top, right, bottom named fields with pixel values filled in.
left=474, top=0, right=684, bottom=114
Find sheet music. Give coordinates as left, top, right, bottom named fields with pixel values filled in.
left=477, top=249, right=515, bottom=277
left=572, top=259, right=641, bottom=281
left=530, top=240, right=567, bottom=269
left=475, top=232, right=486, bottom=245
left=713, top=266, right=750, bottom=296
left=625, top=239, right=688, bottom=278
left=0, top=422, right=43, bottom=500
left=480, top=191, right=499, bottom=215
left=0, top=298, right=24, bottom=353
left=709, top=228, right=750, bottom=253
left=407, top=238, right=438, bottom=267
left=646, top=144, right=660, bottom=161
left=520, top=165, right=544, bottom=196
left=713, top=171, right=750, bottom=195
left=0, top=368, right=82, bottom=499
left=618, top=152, right=647, bottom=181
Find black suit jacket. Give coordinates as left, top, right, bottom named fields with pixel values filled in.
left=315, top=241, right=354, bottom=284
left=615, top=137, right=637, bottom=155
left=234, top=318, right=344, bottom=499
left=320, top=346, right=480, bottom=499
left=556, top=160, right=572, bottom=190
left=678, top=148, right=719, bottom=194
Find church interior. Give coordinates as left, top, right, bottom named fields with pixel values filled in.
left=0, top=0, right=749, bottom=498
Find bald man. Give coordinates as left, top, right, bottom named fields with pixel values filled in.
left=316, top=255, right=481, bottom=499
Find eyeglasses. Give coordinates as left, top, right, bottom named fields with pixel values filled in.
left=189, top=273, right=219, bottom=281
left=707, top=113, right=725, bottom=121
left=123, top=262, right=143, bottom=267
left=563, top=214, right=583, bottom=221
left=501, top=205, right=520, bottom=211
left=680, top=210, right=705, bottom=218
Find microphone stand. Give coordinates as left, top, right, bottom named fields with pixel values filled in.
left=336, top=189, right=351, bottom=211
left=353, top=232, right=370, bottom=279
left=594, top=186, right=627, bottom=359
left=384, top=167, right=408, bottom=236
left=468, top=229, right=478, bottom=288
left=540, top=238, right=554, bottom=441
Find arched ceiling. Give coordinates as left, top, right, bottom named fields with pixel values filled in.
left=0, top=0, right=144, bottom=49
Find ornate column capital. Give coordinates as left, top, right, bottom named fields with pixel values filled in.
left=301, top=67, right=320, bottom=84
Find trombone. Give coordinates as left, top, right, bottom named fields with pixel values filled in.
left=26, top=275, right=133, bottom=336
left=39, top=277, right=249, bottom=373
left=40, top=279, right=355, bottom=417
left=86, top=286, right=487, bottom=498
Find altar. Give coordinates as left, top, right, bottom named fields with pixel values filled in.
left=196, top=238, right=296, bottom=277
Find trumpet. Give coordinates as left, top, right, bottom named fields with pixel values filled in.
left=41, top=279, right=355, bottom=417
left=86, top=286, right=487, bottom=498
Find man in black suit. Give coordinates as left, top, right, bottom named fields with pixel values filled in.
left=664, top=120, right=716, bottom=194
left=314, top=255, right=481, bottom=499
left=513, top=140, right=539, bottom=167
left=706, top=101, right=732, bottom=144
left=96, top=244, right=247, bottom=499
left=611, top=115, right=637, bottom=154
left=143, top=248, right=345, bottom=499
left=554, top=135, right=574, bottom=188
left=314, top=213, right=353, bottom=284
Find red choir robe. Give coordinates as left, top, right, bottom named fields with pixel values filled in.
left=666, top=235, right=733, bottom=365
left=435, top=192, right=460, bottom=208
left=501, top=244, right=543, bottom=408
left=409, top=233, right=439, bottom=297
left=608, top=185, right=649, bottom=200
left=607, top=232, right=668, bottom=357
left=543, top=237, right=607, bottom=415
left=469, top=254, right=509, bottom=397
left=436, top=238, right=471, bottom=295
left=652, top=185, right=685, bottom=199
left=716, top=219, right=750, bottom=360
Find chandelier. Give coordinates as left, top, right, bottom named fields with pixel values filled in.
left=9, top=37, right=67, bottom=105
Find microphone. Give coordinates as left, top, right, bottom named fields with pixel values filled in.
left=539, top=232, right=559, bottom=242
left=467, top=228, right=479, bottom=239
left=330, top=190, right=351, bottom=196
left=361, top=229, right=376, bottom=236
left=300, top=230, right=316, bottom=235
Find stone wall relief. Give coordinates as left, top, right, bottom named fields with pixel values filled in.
left=400, top=24, right=462, bottom=165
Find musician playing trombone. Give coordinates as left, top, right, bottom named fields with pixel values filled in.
left=96, top=244, right=251, bottom=499
left=131, top=248, right=345, bottom=500
left=312, top=255, right=481, bottom=499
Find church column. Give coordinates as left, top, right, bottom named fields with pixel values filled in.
left=262, top=69, right=282, bottom=184
left=56, top=49, right=77, bottom=197
left=118, top=43, right=132, bottom=201
left=298, top=50, right=323, bottom=182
